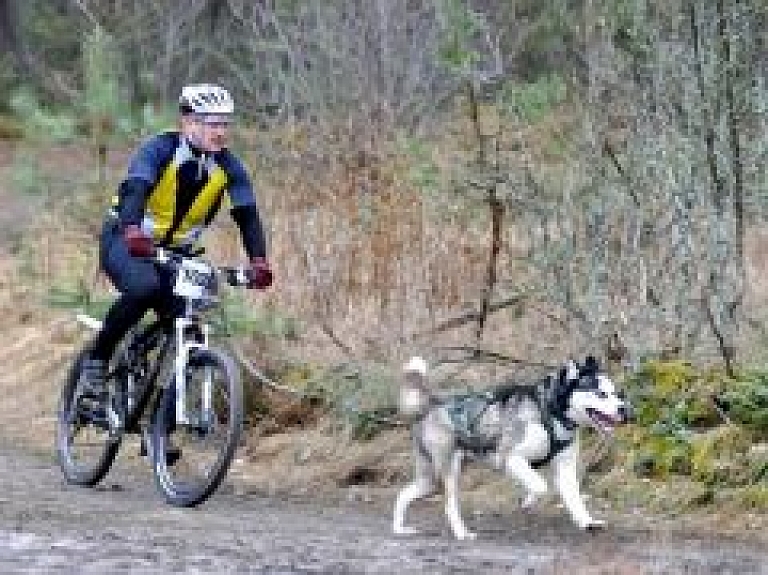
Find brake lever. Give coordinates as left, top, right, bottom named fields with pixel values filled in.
left=223, top=266, right=250, bottom=287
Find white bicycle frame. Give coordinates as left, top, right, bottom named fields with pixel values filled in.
left=173, top=315, right=212, bottom=426
left=75, top=250, right=243, bottom=430
left=76, top=309, right=214, bottom=429
left=164, top=253, right=220, bottom=428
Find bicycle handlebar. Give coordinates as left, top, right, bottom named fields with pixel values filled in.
left=154, top=247, right=251, bottom=288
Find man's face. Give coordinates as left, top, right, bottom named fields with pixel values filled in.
left=181, top=114, right=232, bottom=153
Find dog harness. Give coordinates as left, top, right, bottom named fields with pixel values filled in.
left=530, top=412, right=575, bottom=469
left=413, top=380, right=575, bottom=466
left=447, top=394, right=500, bottom=452
left=515, top=378, right=576, bottom=468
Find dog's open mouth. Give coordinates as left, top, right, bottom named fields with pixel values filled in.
left=586, top=408, right=619, bottom=433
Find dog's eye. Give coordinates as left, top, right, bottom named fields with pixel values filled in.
left=595, top=390, right=607, bottom=399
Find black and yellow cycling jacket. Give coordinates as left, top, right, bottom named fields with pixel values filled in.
left=111, top=131, right=266, bottom=258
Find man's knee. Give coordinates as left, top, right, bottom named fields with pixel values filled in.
left=104, top=257, right=163, bottom=301
left=121, top=274, right=162, bottom=300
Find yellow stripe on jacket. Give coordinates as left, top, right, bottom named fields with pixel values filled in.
left=111, top=141, right=229, bottom=248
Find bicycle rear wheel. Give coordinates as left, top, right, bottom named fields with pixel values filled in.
left=151, top=347, right=243, bottom=507
left=55, top=350, right=122, bottom=486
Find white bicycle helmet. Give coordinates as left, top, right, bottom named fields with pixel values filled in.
left=179, top=84, right=234, bottom=115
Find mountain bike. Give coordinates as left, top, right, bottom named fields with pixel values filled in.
left=56, top=247, right=250, bottom=507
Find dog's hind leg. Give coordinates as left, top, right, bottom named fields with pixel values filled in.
left=393, top=476, right=436, bottom=536
left=444, top=451, right=476, bottom=540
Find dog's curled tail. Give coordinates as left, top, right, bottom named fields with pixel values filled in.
left=399, top=356, right=434, bottom=419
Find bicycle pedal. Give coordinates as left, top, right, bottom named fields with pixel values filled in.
left=165, top=447, right=182, bottom=467
left=139, top=432, right=151, bottom=457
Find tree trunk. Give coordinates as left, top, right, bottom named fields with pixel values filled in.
left=0, top=0, right=22, bottom=67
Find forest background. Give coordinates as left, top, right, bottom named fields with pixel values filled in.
left=0, top=0, right=766, bottom=524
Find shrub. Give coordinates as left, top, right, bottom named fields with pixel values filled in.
left=619, top=360, right=764, bottom=487
left=9, top=88, right=77, bottom=142
left=716, top=372, right=768, bottom=439
left=500, top=73, right=568, bottom=123
left=0, top=115, right=24, bottom=140
left=689, top=426, right=752, bottom=486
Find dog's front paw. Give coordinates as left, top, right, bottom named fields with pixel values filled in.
left=578, top=518, right=606, bottom=532
left=520, top=492, right=538, bottom=511
left=454, top=530, right=477, bottom=541
left=393, top=525, right=421, bottom=537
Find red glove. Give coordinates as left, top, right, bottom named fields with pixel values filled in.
left=248, top=257, right=273, bottom=289
left=123, top=225, right=154, bottom=257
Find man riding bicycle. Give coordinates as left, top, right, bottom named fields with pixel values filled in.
left=82, top=83, right=273, bottom=402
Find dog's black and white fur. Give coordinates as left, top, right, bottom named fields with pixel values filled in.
left=393, top=356, right=631, bottom=540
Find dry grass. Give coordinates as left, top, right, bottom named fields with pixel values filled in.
left=1, top=134, right=768, bottom=542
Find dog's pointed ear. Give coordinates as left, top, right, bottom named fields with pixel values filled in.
left=552, top=363, right=577, bottom=413
left=580, top=355, right=599, bottom=376
left=564, top=359, right=579, bottom=382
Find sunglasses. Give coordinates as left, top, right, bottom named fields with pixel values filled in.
left=192, top=114, right=233, bottom=128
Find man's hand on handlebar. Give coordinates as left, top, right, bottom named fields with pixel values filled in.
left=247, top=257, right=273, bottom=289
left=123, top=225, right=155, bottom=258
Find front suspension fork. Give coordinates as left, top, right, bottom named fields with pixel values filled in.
left=173, top=317, right=211, bottom=426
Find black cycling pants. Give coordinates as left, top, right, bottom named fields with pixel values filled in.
left=89, top=221, right=178, bottom=361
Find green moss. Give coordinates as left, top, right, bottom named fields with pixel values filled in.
left=717, top=373, right=768, bottom=439
left=644, top=360, right=696, bottom=395
left=689, top=426, right=751, bottom=474
left=630, top=434, right=692, bottom=478
left=735, top=485, right=768, bottom=509
left=614, top=359, right=768, bottom=492
left=623, top=360, right=703, bottom=427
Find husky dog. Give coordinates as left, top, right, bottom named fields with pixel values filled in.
left=393, top=355, right=631, bottom=540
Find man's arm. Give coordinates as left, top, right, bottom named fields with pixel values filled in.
left=118, top=178, right=152, bottom=226
left=116, top=133, right=176, bottom=226
left=223, top=153, right=268, bottom=259
left=224, top=153, right=272, bottom=288
left=231, top=204, right=267, bottom=259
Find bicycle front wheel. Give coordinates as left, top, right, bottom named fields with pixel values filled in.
left=151, top=347, right=243, bottom=507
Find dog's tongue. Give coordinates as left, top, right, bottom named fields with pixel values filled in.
left=589, top=409, right=617, bottom=433
left=600, top=422, right=615, bottom=434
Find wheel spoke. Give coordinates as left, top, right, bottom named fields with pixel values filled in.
left=152, top=349, right=242, bottom=507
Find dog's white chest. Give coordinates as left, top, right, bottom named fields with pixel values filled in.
left=508, top=418, right=573, bottom=464
left=508, top=422, right=552, bottom=460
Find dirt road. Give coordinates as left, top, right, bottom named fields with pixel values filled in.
left=0, top=308, right=764, bottom=573
left=0, top=444, right=764, bottom=575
